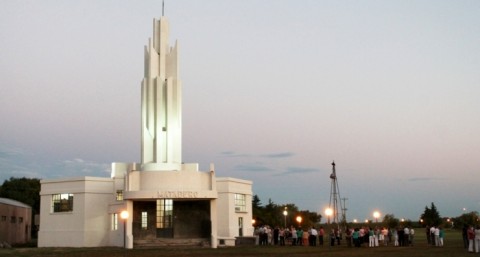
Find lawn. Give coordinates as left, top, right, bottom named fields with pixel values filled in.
left=0, top=229, right=474, bottom=257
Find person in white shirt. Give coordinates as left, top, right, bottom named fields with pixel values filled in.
left=310, top=227, right=318, bottom=246
left=409, top=228, right=415, bottom=246
left=474, top=226, right=480, bottom=253
left=404, top=227, right=410, bottom=246
left=434, top=227, right=440, bottom=246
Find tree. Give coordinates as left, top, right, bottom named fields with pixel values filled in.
left=0, top=177, right=41, bottom=214
left=453, top=211, right=479, bottom=229
left=251, top=195, right=321, bottom=228
left=0, top=177, right=41, bottom=238
left=383, top=214, right=399, bottom=229
left=420, top=202, right=442, bottom=226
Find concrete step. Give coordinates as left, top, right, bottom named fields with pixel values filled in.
left=134, top=238, right=210, bottom=248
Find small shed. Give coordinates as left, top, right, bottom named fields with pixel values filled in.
left=0, top=197, right=32, bottom=245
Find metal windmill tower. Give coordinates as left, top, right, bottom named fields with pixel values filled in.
left=328, top=161, right=343, bottom=229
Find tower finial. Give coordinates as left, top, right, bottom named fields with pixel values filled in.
left=162, top=0, right=165, bottom=16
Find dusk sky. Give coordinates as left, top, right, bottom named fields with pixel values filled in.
left=1, top=0, right=479, bottom=222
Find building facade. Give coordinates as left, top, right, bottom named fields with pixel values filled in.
left=38, top=14, right=253, bottom=248
left=0, top=197, right=32, bottom=245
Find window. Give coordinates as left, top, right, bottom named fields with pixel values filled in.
left=112, top=213, right=118, bottom=230
left=116, top=190, right=123, bottom=201
left=234, top=194, right=246, bottom=212
left=11, top=216, right=16, bottom=223
left=19, top=217, right=23, bottom=223
left=156, top=199, right=173, bottom=228
left=52, top=193, right=74, bottom=212
left=141, top=211, right=148, bottom=230
left=1, top=216, right=6, bottom=222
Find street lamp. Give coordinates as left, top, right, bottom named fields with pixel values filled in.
left=296, top=216, right=302, bottom=228
left=373, top=211, right=380, bottom=223
left=283, top=207, right=288, bottom=228
left=120, top=210, right=129, bottom=249
left=325, top=208, right=333, bottom=224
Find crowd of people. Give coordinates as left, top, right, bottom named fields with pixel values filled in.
left=254, top=225, right=418, bottom=248
left=463, top=225, right=480, bottom=253
left=253, top=223, right=480, bottom=253
left=425, top=225, right=445, bottom=247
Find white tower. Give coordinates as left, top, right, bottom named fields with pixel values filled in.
left=141, top=17, right=182, bottom=171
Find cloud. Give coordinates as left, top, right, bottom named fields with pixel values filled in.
left=219, top=151, right=251, bottom=158
left=0, top=144, right=111, bottom=182
left=220, top=151, right=295, bottom=159
left=407, top=177, right=444, bottom=182
left=275, top=166, right=320, bottom=176
left=233, top=163, right=273, bottom=172
left=55, top=158, right=110, bottom=176
left=260, top=152, right=295, bottom=158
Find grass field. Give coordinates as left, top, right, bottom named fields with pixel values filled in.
left=0, top=229, right=476, bottom=257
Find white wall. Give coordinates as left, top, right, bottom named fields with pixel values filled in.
left=38, top=177, right=117, bottom=247
left=216, top=177, right=254, bottom=239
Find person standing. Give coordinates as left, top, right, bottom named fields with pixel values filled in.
left=409, top=227, right=415, bottom=246
left=381, top=227, right=389, bottom=246
left=474, top=225, right=480, bottom=253
left=297, top=227, right=303, bottom=246
left=467, top=226, right=475, bottom=252
left=430, top=226, right=436, bottom=246
left=404, top=227, right=410, bottom=246
left=310, top=227, right=318, bottom=246
left=330, top=229, right=335, bottom=246
left=353, top=228, right=361, bottom=247
left=291, top=226, right=297, bottom=246
left=345, top=227, right=352, bottom=247
left=393, top=228, right=399, bottom=246
left=279, top=228, right=285, bottom=246
left=302, top=229, right=309, bottom=246
left=369, top=228, right=375, bottom=247
left=462, top=225, right=469, bottom=249
left=318, top=226, right=325, bottom=246
left=439, top=227, right=444, bottom=247
left=426, top=226, right=431, bottom=245
left=434, top=226, right=440, bottom=246
left=273, top=227, right=279, bottom=245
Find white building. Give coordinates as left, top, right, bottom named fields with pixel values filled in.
left=38, top=14, right=253, bottom=249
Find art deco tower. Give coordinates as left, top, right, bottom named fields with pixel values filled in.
left=141, top=17, right=182, bottom=170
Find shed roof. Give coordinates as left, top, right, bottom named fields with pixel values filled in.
left=0, top=197, right=31, bottom=209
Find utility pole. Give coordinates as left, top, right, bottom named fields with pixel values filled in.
left=341, top=197, right=348, bottom=229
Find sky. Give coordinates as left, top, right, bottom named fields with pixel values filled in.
left=1, top=0, right=479, bottom=222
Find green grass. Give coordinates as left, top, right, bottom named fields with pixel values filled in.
left=0, top=229, right=474, bottom=257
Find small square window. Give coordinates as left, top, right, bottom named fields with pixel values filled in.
left=116, top=190, right=124, bottom=201
left=52, top=193, right=74, bottom=212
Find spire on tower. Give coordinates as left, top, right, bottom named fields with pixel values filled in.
left=162, top=0, right=165, bottom=16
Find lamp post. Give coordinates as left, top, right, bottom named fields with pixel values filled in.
left=296, top=216, right=302, bottom=228
left=283, top=207, right=288, bottom=228
left=325, top=208, right=333, bottom=225
left=120, top=210, right=129, bottom=250
left=373, top=211, right=380, bottom=224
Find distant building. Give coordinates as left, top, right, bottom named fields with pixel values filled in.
left=38, top=13, right=253, bottom=249
left=0, top=197, right=32, bottom=245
